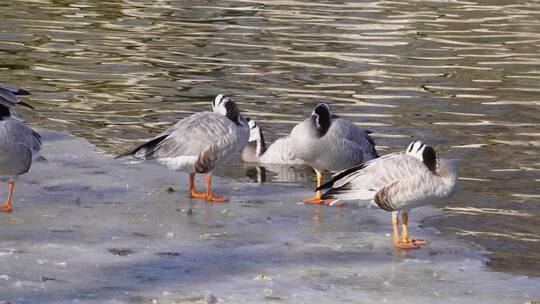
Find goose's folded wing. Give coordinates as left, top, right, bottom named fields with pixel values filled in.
left=148, top=112, right=236, bottom=159
left=333, top=119, right=378, bottom=158
left=320, top=153, right=429, bottom=201
left=30, top=129, right=42, bottom=154
left=191, top=135, right=238, bottom=173
left=2, top=120, right=42, bottom=156
left=373, top=174, right=435, bottom=211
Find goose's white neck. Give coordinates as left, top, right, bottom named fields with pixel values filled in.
left=242, top=123, right=267, bottom=162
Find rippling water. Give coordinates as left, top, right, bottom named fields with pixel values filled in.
left=0, top=0, right=539, bottom=276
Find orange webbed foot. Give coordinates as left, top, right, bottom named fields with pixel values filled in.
left=189, top=191, right=207, bottom=199
left=0, top=203, right=12, bottom=213
left=206, top=194, right=228, bottom=203
left=303, top=197, right=339, bottom=206
left=402, top=237, right=429, bottom=247
left=394, top=241, right=420, bottom=250
left=410, top=239, right=428, bottom=246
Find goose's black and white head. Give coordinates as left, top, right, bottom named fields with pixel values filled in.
left=248, top=119, right=264, bottom=143
left=247, top=119, right=266, bottom=157
left=213, top=94, right=242, bottom=126
left=406, top=141, right=437, bottom=172
left=311, top=103, right=332, bottom=137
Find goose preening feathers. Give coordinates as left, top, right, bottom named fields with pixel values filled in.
left=241, top=119, right=304, bottom=165
left=289, top=103, right=378, bottom=204
left=117, top=94, right=249, bottom=202
left=318, top=141, right=458, bottom=249
left=0, top=83, right=41, bottom=212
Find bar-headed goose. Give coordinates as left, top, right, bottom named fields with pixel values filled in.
left=288, top=103, right=378, bottom=204
left=117, top=94, right=249, bottom=202
left=0, top=83, right=42, bottom=212
left=317, top=141, right=458, bottom=249
left=241, top=119, right=304, bottom=165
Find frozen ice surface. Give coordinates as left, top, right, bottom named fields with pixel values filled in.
left=0, top=131, right=538, bottom=303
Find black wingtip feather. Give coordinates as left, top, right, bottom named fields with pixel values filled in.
left=316, top=163, right=368, bottom=192
left=316, top=181, right=333, bottom=192
left=320, top=191, right=332, bottom=199
left=0, top=83, right=31, bottom=95
left=320, top=183, right=353, bottom=199
left=115, top=134, right=168, bottom=159
left=115, top=150, right=134, bottom=159
left=15, top=88, right=31, bottom=95
left=19, top=101, right=34, bottom=109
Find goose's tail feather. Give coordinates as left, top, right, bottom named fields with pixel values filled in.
left=115, top=134, right=168, bottom=159
left=316, top=163, right=367, bottom=192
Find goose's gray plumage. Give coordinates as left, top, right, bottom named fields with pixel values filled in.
left=288, top=103, right=378, bottom=204
left=0, top=83, right=41, bottom=212
left=241, top=119, right=304, bottom=165
left=318, top=141, right=457, bottom=249
left=117, top=94, right=249, bottom=202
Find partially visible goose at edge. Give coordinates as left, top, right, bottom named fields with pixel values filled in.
left=0, top=83, right=42, bottom=213
left=289, top=103, right=378, bottom=204
left=117, top=94, right=249, bottom=202
left=241, top=119, right=304, bottom=165
left=317, top=141, right=458, bottom=249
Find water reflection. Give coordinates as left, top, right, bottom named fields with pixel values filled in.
left=0, top=0, right=538, bottom=276
left=244, top=164, right=314, bottom=184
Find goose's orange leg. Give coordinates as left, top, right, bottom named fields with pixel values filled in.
left=0, top=181, right=15, bottom=213
left=401, top=211, right=428, bottom=246
left=204, top=175, right=228, bottom=202
left=303, top=169, right=334, bottom=205
left=189, top=173, right=206, bottom=199
left=392, top=212, right=418, bottom=249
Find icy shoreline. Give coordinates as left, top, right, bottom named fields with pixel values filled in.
left=0, top=131, right=538, bottom=303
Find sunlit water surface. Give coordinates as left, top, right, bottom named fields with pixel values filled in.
left=0, top=0, right=539, bottom=277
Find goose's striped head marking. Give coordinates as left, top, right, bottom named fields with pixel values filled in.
left=213, top=94, right=232, bottom=115
left=311, top=103, right=332, bottom=136
left=213, top=94, right=241, bottom=125
left=246, top=118, right=266, bottom=156
left=406, top=141, right=437, bottom=172
left=248, top=119, right=261, bottom=142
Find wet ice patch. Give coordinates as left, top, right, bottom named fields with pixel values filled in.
left=0, top=131, right=538, bottom=303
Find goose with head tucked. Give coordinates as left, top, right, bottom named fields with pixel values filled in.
left=0, top=83, right=42, bottom=212
left=317, top=141, right=458, bottom=249
left=117, top=94, right=249, bottom=202
left=288, top=103, right=378, bottom=204
left=241, top=119, right=304, bottom=165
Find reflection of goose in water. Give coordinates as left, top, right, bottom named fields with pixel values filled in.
left=289, top=103, right=378, bottom=204
left=117, top=94, right=249, bottom=202
left=0, top=83, right=42, bottom=213
left=244, top=163, right=315, bottom=184
left=318, top=141, right=458, bottom=249
left=242, top=119, right=315, bottom=183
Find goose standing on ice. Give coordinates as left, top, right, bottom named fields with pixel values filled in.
left=317, top=141, right=458, bottom=249
left=289, top=103, right=378, bottom=204
left=241, top=119, right=304, bottom=165
left=117, top=94, right=249, bottom=202
left=0, top=83, right=42, bottom=212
